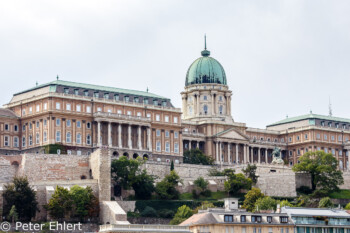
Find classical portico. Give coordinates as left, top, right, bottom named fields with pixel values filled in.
left=94, top=112, right=152, bottom=159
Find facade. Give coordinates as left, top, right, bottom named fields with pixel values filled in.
left=282, top=207, right=350, bottom=233
left=1, top=40, right=350, bottom=169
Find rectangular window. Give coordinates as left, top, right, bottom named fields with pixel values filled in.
left=97, top=107, right=102, bottom=112
left=94, top=92, right=99, bottom=98
left=22, top=109, right=26, bottom=116
left=331, top=135, right=335, bottom=141
left=29, top=123, right=32, bottom=130
left=76, top=105, right=81, bottom=112
left=165, top=131, right=170, bottom=137
left=56, top=118, right=61, bottom=126
left=87, top=122, right=91, bottom=129
left=124, top=96, right=129, bottom=102
left=153, top=100, right=158, bottom=106
left=4, top=136, right=9, bottom=146
left=64, top=88, right=69, bottom=94
left=43, top=131, right=47, bottom=142
left=317, top=133, right=320, bottom=139
left=4, top=124, right=9, bottom=131
left=29, top=135, right=33, bottom=146
left=117, top=110, right=122, bottom=114
left=74, top=89, right=79, bottom=95
left=156, top=114, right=160, bottom=121
left=13, top=137, right=19, bottom=147
left=36, top=133, right=40, bottom=144
left=241, top=215, right=246, bottom=222
left=77, top=121, right=81, bottom=128
left=86, top=134, right=91, bottom=145
left=107, top=109, right=112, bottom=113
left=267, top=216, right=272, bottom=223
left=66, top=132, right=71, bottom=143
left=340, top=150, right=343, bottom=156
left=36, top=105, right=40, bottom=112
left=156, top=141, right=161, bottom=152
left=144, top=98, right=149, bottom=104
left=104, top=93, right=109, bottom=99
left=324, top=134, right=328, bottom=140
left=56, top=102, right=61, bottom=110
left=137, top=112, right=141, bottom=117
left=289, top=137, right=292, bottom=142
left=44, top=119, right=47, bottom=126
left=162, top=101, right=167, bottom=107
left=84, top=90, right=89, bottom=96
left=165, top=142, right=170, bottom=152
left=156, top=129, right=161, bottom=137
left=86, top=106, right=91, bottom=113
left=174, top=131, right=178, bottom=138
left=268, top=228, right=273, bottom=233
left=147, top=113, right=151, bottom=118
left=224, top=215, right=233, bottom=222
left=339, top=135, right=342, bottom=142
left=114, top=94, right=119, bottom=101
left=66, top=103, right=71, bottom=111
left=127, top=111, right=132, bottom=115
left=22, top=136, right=26, bottom=147
left=56, top=131, right=61, bottom=142
left=134, top=97, right=139, bottom=103
left=76, top=133, right=81, bottom=144
left=44, top=103, right=47, bottom=110
left=165, top=116, right=169, bottom=122
left=280, top=216, right=288, bottom=223
left=174, top=117, right=178, bottom=123
left=305, top=134, right=308, bottom=139
left=67, top=120, right=71, bottom=127
left=36, top=121, right=39, bottom=128
left=29, top=107, right=32, bottom=113
left=174, top=143, right=179, bottom=153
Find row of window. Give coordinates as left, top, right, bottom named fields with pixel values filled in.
left=2, top=123, right=19, bottom=132
left=224, top=215, right=289, bottom=224
left=320, top=121, right=350, bottom=129
left=290, top=148, right=347, bottom=156
left=22, top=119, right=92, bottom=131
left=63, top=88, right=168, bottom=106
left=155, top=141, right=179, bottom=153
left=188, top=105, right=225, bottom=115
left=188, top=94, right=225, bottom=102
left=252, top=133, right=350, bottom=143
left=155, top=129, right=179, bottom=138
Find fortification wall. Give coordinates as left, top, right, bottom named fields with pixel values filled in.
left=0, top=155, right=22, bottom=183
left=18, top=153, right=90, bottom=182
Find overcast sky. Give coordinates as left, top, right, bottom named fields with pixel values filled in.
left=1, top=0, right=350, bottom=128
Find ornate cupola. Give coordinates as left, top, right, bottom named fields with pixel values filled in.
left=181, top=36, right=233, bottom=123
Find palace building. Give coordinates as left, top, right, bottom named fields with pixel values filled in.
left=1, top=40, right=350, bottom=169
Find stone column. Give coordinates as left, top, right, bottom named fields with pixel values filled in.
left=189, top=140, right=192, bottom=150
left=196, top=94, right=200, bottom=116
left=97, top=121, right=101, bottom=147
left=147, top=127, right=152, bottom=151
left=258, top=147, right=261, bottom=164
left=108, top=122, right=112, bottom=147
left=196, top=141, right=199, bottom=149
left=138, top=125, right=142, bottom=150
left=250, top=147, right=253, bottom=163
left=236, top=144, right=239, bottom=164
left=182, top=94, right=187, bottom=117
left=211, top=92, right=215, bottom=115
left=216, top=142, right=219, bottom=162
left=265, top=148, right=268, bottom=164
left=228, top=143, right=231, bottom=164
left=118, top=124, right=122, bottom=148
left=243, top=144, right=247, bottom=164
left=128, top=124, right=132, bottom=149
left=219, top=142, right=222, bottom=163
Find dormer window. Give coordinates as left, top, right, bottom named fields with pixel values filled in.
left=251, top=215, right=262, bottom=223
left=153, top=100, right=158, bottom=106
left=64, top=88, right=69, bottom=94
left=335, top=123, right=339, bottom=128
left=74, top=89, right=79, bottom=95
left=94, top=92, right=99, bottom=98
left=84, top=90, right=89, bottom=96
left=224, top=215, right=233, bottom=222
left=328, top=122, right=332, bottom=127
left=144, top=98, right=149, bottom=104
left=134, top=97, right=139, bottom=103
left=267, top=216, right=272, bottom=223
left=280, top=216, right=288, bottom=223
left=321, top=121, right=325, bottom=126
left=240, top=215, right=246, bottom=222
left=104, top=93, right=109, bottom=99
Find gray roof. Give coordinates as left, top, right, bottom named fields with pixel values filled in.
left=282, top=207, right=350, bottom=218
left=0, top=108, right=18, bottom=119
left=180, top=213, right=219, bottom=226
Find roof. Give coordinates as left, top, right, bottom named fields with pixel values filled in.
left=14, top=80, right=169, bottom=99
left=180, top=212, right=219, bottom=226
left=0, top=108, right=18, bottom=119
left=282, top=207, right=350, bottom=218
left=267, top=113, right=350, bottom=127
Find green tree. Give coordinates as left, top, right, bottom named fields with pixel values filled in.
left=318, top=197, right=333, bottom=208
left=132, top=170, right=155, bottom=200
left=345, top=202, right=350, bottom=210
left=111, top=156, right=155, bottom=199
left=140, top=206, right=157, bottom=217
left=292, top=151, right=343, bottom=192
left=3, top=177, right=38, bottom=221
left=170, top=160, right=175, bottom=171
left=279, top=200, right=293, bottom=208
left=194, top=177, right=209, bottom=193
left=170, top=205, right=193, bottom=225
left=193, top=201, right=215, bottom=214
left=224, top=173, right=252, bottom=196
left=46, top=186, right=98, bottom=221
left=255, top=196, right=277, bottom=211
left=242, top=188, right=265, bottom=212
left=183, top=149, right=214, bottom=165
left=155, top=171, right=182, bottom=200
left=46, top=186, right=73, bottom=220
left=8, top=205, right=18, bottom=223
left=242, top=164, right=259, bottom=184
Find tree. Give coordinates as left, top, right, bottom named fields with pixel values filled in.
left=242, top=164, right=259, bottom=184
left=224, top=173, right=252, bottom=196
left=155, top=171, right=182, bottom=200
left=183, top=149, right=214, bottom=165
left=170, top=205, right=193, bottom=225
left=141, top=206, right=157, bottom=217
left=279, top=200, right=293, bottom=208
left=193, top=201, right=215, bottom=214
left=345, top=202, right=350, bottom=210
left=170, top=160, right=175, bottom=171
left=9, top=205, right=18, bottom=223
left=111, top=156, right=155, bottom=199
left=46, top=185, right=98, bottom=221
left=46, top=186, right=73, bottom=220
left=242, top=188, right=265, bottom=212
left=292, top=151, right=343, bottom=193
left=254, top=196, right=277, bottom=211
left=2, top=177, right=38, bottom=221
left=318, top=197, right=333, bottom=208
left=132, top=170, right=155, bottom=200
left=194, top=177, right=209, bottom=193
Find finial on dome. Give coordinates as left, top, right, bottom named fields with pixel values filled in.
left=201, top=34, right=210, bottom=57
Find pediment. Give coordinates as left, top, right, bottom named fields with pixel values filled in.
left=216, top=128, right=249, bottom=141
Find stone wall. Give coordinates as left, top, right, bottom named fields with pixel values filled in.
left=0, top=155, right=22, bottom=183
left=295, top=173, right=312, bottom=189
left=340, top=172, right=350, bottom=189
left=117, top=201, right=136, bottom=212
left=256, top=173, right=297, bottom=197
left=18, top=153, right=90, bottom=182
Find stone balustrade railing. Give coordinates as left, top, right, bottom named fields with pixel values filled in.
left=93, top=112, right=151, bottom=123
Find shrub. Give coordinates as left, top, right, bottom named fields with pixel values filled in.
left=158, top=209, right=175, bottom=218
left=155, top=171, right=182, bottom=200
left=202, top=189, right=212, bottom=197
left=141, top=206, right=158, bottom=217
left=345, top=202, right=350, bottom=210
left=255, top=196, right=277, bottom=211
left=318, top=197, right=333, bottom=208
left=192, top=189, right=200, bottom=199
left=242, top=188, right=265, bottom=212
left=170, top=205, right=193, bottom=225
left=183, top=149, right=214, bottom=165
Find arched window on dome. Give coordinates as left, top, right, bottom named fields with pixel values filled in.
left=219, top=105, right=223, bottom=115
left=203, top=96, right=207, bottom=101
left=189, top=106, right=192, bottom=115
left=203, top=105, right=208, bottom=115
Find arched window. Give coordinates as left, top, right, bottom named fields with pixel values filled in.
left=86, top=134, right=91, bottom=145
left=189, top=106, right=192, bottom=115
left=203, top=105, right=208, bottom=115
left=219, top=105, right=223, bottom=115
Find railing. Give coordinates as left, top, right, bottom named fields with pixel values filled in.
left=293, top=219, right=350, bottom=226
left=250, top=139, right=287, bottom=147
left=93, top=112, right=151, bottom=123
left=99, top=224, right=190, bottom=232
left=182, top=131, right=206, bottom=137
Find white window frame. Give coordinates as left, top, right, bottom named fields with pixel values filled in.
left=29, top=107, right=32, bottom=113
left=66, top=132, right=71, bottom=143
left=44, top=103, right=48, bottom=110
left=56, top=102, right=61, bottom=110
left=66, top=103, right=71, bottom=111
left=36, top=105, right=40, bottom=112
left=156, top=129, right=161, bottom=137
left=86, top=106, right=91, bottom=113
left=36, top=132, right=40, bottom=144
left=165, top=130, right=170, bottom=138
left=4, top=136, right=9, bottom=147
left=56, top=118, right=60, bottom=126
left=165, top=142, right=170, bottom=152
left=97, top=107, right=102, bottom=112
left=156, top=114, right=160, bottom=121
left=56, top=131, right=61, bottom=142
left=76, top=133, right=81, bottom=144
left=13, top=136, right=19, bottom=147
left=76, top=104, right=81, bottom=112
left=174, top=142, right=179, bottom=153
left=67, top=119, right=71, bottom=127
left=165, top=115, right=169, bottom=122
left=43, top=131, right=47, bottom=142
left=156, top=141, right=161, bottom=152
left=174, top=131, right=178, bottom=138
left=77, top=121, right=81, bottom=128
left=174, top=117, right=178, bottom=123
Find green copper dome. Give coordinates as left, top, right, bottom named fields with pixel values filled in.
left=185, top=39, right=227, bottom=86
